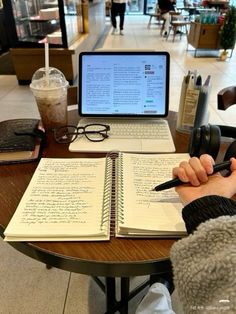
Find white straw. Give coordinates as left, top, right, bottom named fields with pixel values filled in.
left=45, top=42, right=49, bottom=85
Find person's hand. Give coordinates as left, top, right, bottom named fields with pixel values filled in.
left=172, top=154, right=236, bottom=205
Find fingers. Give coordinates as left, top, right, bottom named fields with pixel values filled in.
left=224, top=158, right=236, bottom=195
left=182, top=157, right=206, bottom=186
left=172, top=160, right=201, bottom=186
left=172, top=154, right=215, bottom=186
left=230, top=157, right=236, bottom=172
left=199, top=154, right=215, bottom=174
left=172, top=164, right=189, bottom=183
left=229, top=158, right=236, bottom=184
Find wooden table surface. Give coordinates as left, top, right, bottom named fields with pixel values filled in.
left=0, top=111, right=191, bottom=277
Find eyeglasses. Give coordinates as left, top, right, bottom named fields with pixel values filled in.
left=54, top=124, right=110, bottom=144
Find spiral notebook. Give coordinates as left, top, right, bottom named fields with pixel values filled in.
left=4, top=153, right=188, bottom=242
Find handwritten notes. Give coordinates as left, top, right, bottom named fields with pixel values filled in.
left=122, top=153, right=189, bottom=205
left=117, top=153, right=189, bottom=235
left=4, top=158, right=110, bottom=241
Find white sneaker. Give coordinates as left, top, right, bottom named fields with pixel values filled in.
left=120, top=30, right=124, bottom=36
left=111, top=28, right=117, bottom=35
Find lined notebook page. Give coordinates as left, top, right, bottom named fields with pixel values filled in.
left=4, top=158, right=110, bottom=241
left=117, top=153, right=190, bottom=236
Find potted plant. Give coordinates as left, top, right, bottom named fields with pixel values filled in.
left=219, top=5, right=236, bottom=60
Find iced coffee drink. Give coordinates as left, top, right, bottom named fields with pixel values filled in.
left=30, top=67, right=68, bottom=130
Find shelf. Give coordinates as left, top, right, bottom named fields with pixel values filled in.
left=30, top=16, right=60, bottom=22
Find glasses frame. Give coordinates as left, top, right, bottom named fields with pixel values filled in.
left=54, top=123, right=110, bottom=144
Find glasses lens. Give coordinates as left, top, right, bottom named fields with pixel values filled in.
left=54, top=126, right=77, bottom=143
left=84, top=124, right=109, bottom=142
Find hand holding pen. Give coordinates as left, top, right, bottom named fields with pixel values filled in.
left=153, top=154, right=236, bottom=206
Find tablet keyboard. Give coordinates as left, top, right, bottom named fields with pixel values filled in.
left=108, top=120, right=170, bottom=139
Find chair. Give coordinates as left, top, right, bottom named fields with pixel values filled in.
left=166, top=11, right=190, bottom=42
left=147, top=12, right=163, bottom=29
left=147, top=4, right=164, bottom=31
left=67, top=86, right=79, bottom=126
left=67, top=85, right=78, bottom=107
left=217, top=86, right=236, bottom=111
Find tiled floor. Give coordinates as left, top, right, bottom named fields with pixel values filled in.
left=0, top=14, right=236, bottom=314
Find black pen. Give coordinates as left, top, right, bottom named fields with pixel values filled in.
left=152, top=160, right=231, bottom=192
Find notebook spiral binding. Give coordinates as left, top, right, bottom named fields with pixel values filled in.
left=116, top=153, right=124, bottom=226
left=100, top=152, right=118, bottom=236
left=104, top=151, right=119, bottom=237
left=100, top=156, right=112, bottom=235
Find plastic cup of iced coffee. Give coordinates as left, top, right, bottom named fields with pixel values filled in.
left=30, top=67, right=69, bottom=131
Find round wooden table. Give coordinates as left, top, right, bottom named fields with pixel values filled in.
left=0, top=111, right=190, bottom=313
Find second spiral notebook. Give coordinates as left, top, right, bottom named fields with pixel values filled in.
left=4, top=152, right=189, bottom=241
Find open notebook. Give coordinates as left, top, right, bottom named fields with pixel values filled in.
left=69, top=51, right=175, bottom=153
left=4, top=153, right=189, bottom=241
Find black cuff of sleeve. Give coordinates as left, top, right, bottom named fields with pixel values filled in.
left=182, top=195, right=236, bottom=234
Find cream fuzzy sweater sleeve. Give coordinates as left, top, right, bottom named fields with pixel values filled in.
left=170, top=215, right=236, bottom=314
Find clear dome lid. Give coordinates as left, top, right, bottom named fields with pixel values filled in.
left=30, top=67, right=68, bottom=89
